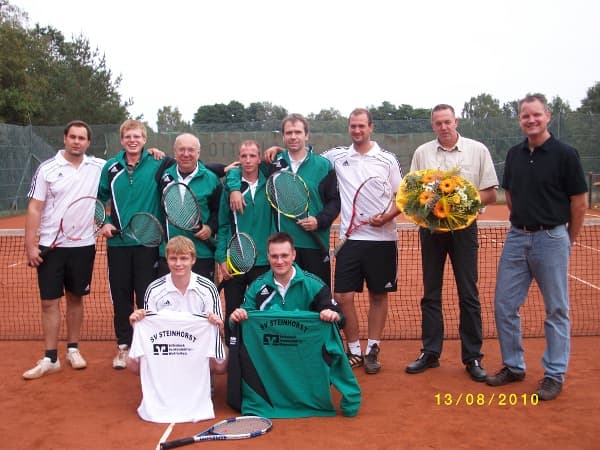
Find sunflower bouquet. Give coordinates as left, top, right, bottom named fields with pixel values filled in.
left=396, top=168, right=482, bottom=232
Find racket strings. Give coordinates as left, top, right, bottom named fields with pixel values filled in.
left=354, top=179, right=392, bottom=220
left=61, top=198, right=105, bottom=239
left=128, top=214, right=164, bottom=246
left=228, top=233, right=256, bottom=273
left=267, top=172, right=309, bottom=218
left=164, top=185, right=201, bottom=229
left=211, top=417, right=270, bottom=435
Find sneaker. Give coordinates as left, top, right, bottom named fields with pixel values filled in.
left=23, top=357, right=61, bottom=380
left=364, top=344, right=381, bottom=374
left=536, top=377, right=563, bottom=401
left=66, top=349, right=87, bottom=370
left=346, top=352, right=364, bottom=369
left=486, top=366, right=525, bottom=386
left=112, top=345, right=129, bottom=370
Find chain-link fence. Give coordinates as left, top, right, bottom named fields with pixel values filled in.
left=1, top=113, right=599, bottom=212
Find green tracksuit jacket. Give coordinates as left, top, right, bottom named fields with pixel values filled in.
left=228, top=310, right=361, bottom=418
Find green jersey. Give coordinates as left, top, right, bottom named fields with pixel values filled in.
left=228, top=310, right=361, bottom=418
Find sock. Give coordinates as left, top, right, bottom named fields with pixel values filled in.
left=44, top=349, right=58, bottom=363
left=67, top=342, right=78, bottom=352
left=366, top=339, right=380, bottom=355
left=347, top=341, right=362, bottom=356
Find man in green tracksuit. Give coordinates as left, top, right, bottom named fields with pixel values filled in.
left=156, top=133, right=221, bottom=280
left=228, top=232, right=360, bottom=417
left=226, top=114, right=339, bottom=288
left=216, top=140, right=274, bottom=345
left=98, top=119, right=170, bottom=370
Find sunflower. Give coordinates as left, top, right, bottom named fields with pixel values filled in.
left=396, top=168, right=482, bottom=232
left=419, top=191, right=436, bottom=205
left=433, top=198, right=451, bottom=218
left=439, top=178, right=456, bottom=194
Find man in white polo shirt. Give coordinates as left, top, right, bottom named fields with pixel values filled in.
left=404, top=104, right=498, bottom=382
left=23, top=120, right=105, bottom=380
left=128, top=236, right=226, bottom=422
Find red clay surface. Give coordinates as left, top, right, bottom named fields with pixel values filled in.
left=2, top=205, right=600, bottom=449
left=2, top=337, right=599, bottom=449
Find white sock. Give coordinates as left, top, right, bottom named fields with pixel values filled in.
left=347, top=341, right=362, bottom=356
left=366, top=339, right=380, bottom=355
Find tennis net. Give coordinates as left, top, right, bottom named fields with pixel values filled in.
left=1, top=221, right=599, bottom=340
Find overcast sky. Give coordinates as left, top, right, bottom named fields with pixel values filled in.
left=10, top=0, right=600, bottom=128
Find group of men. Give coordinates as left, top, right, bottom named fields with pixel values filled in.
left=24, top=93, right=588, bottom=405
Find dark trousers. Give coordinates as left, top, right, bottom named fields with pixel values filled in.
left=223, top=265, right=269, bottom=346
left=419, top=223, right=483, bottom=363
left=107, top=246, right=158, bottom=346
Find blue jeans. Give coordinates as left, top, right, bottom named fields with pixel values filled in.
left=494, top=225, right=571, bottom=382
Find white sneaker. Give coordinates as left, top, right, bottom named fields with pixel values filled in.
left=23, top=357, right=61, bottom=380
left=112, top=345, right=129, bottom=370
left=66, top=349, right=87, bottom=369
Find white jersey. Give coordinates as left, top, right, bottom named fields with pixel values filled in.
left=28, top=150, right=105, bottom=247
left=322, top=142, right=403, bottom=240
left=130, top=310, right=217, bottom=423
left=143, top=273, right=225, bottom=360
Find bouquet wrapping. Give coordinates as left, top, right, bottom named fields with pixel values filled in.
left=396, top=168, right=481, bottom=232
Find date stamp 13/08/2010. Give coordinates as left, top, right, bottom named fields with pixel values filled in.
left=434, top=392, right=539, bottom=407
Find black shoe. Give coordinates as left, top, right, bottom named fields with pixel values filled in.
left=364, top=344, right=381, bottom=374
left=486, top=366, right=525, bottom=386
left=465, top=360, right=487, bottom=382
left=405, top=352, right=439, bottom=374
left=536, top=377, right=562, bottom=401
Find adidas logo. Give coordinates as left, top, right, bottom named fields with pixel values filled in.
left=259, top=287, right=270, bottom=296
left=342, top=160, right=350, bottom=166
left=384, top=282, right=393, bottom=289
left=163, top=299, right=172, bottom=305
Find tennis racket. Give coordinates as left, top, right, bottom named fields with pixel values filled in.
left=217, top=217, right=258, bottom=290
left=110, top=212, right=164, bottom=247
left=334, top=176, right=393, bottom=255
left=265, top=170, right=329, bottom=260
left=35, top=196, right=106, bottom=262
left=162, top=182, right=216, bottom=251
left=159, top=416, right=272, bottom=449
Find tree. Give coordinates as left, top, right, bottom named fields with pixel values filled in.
left=462, top=93, right=502, bottom=119
left=156, top=106, right=190, bottom=132
left=501, top=100, right=519, bottom=118
left=578, top=81, right=600, bottom=114
left=549, top=96, right=572, bottom=115
left=0, top=3, right=129, bottom=125
left=308, top=108, right=344, bottom=121
left=246, top=101, right=287, bottom=121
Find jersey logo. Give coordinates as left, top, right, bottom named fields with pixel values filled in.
left=256, top=285, right=276, bottom=310
left=153, top=343, right=170, bottom=355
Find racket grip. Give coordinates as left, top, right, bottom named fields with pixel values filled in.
left=160, top=437, right=196, bottom=450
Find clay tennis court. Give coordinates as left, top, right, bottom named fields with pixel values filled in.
left=2, top=206, right=600, bottom=449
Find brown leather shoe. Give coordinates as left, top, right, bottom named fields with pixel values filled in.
left=486, top=366, right=525, bottom=386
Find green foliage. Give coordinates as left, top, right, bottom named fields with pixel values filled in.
left=156, top=106, right=190, bottom=132
left=462, top=93, right=502, bottom=119
left=0, top=1, right=129, bottom=125
left=193, top=100, right=287, bottom=125
left=578, top=81, right=600, bottom=114
left=369, top=101, right=430, bottom=120
left=308, top=108, right=345, bottom=121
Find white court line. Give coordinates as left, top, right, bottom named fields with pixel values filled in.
left=156, top=422, right=175, bottom=450
left=574, top=242, right=600, bottom=253
left=568, top=274, right=600, bottom=291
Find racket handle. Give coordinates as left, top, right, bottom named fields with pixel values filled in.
left=205, top=237, right=216, bottom=252
left=160, top=437, right=196, bottom=450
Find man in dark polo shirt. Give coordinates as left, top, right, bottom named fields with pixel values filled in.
left=486, top=93, right=588, bottom=401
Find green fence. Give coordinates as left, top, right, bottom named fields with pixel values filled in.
left=1, top=114, right=599, bottom=212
